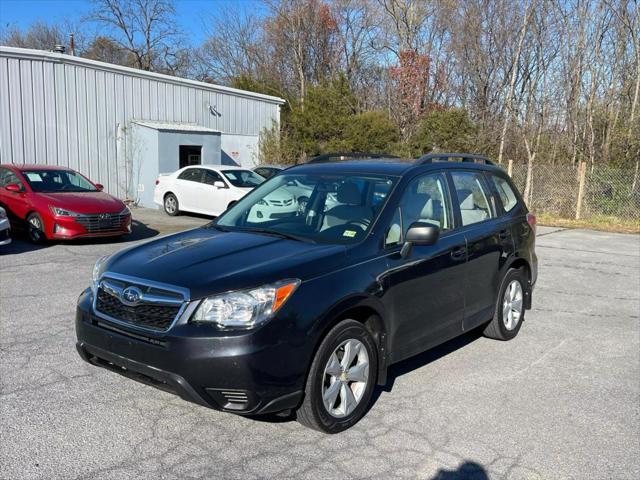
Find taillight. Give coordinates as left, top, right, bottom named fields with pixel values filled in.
left=155, top=179, right=160, bottom=185
left=526, top=213, right=536, bottom=234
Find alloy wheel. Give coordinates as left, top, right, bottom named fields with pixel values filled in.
left=322, top=339, right=369, bottom=418
left=165, top=196, right=177, bottom=214
left=502, top=280, right=523, bottom=330
left=28, top=216, right=43, bottom=242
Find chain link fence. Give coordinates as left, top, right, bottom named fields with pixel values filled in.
left=506, top=162, right=640, bottom=224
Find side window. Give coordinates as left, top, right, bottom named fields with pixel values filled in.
left=0, top=168, right=11, bottom=187
left=254, top=168, right=267, bottom=178
left=397, top=173, right=450, bottom=238
left=451, top=171, right=494, bottom=226
left=202, top=170, right=223, bottom=186
left=178, top=168, right=203, bottom=182
left=491, top=174, right=518, bottom=212
left=0, top=168, right=22, bottom=189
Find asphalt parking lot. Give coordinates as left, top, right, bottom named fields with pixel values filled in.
left=1, top=209, right=638, bottom=480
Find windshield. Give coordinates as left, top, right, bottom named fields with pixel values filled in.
left=222, top=170, right=265, bottom=188
left=21, top=169, right=97, bottom=193
left=215, top=173, right=397, bottom=244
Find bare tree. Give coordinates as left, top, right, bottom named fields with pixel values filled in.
left=90, top=0, right=183, bottom=72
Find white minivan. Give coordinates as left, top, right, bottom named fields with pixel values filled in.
left=153, top=165, right=297, bottom=220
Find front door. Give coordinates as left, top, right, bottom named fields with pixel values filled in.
left=383, top=172, right=467, bottom=362
left=201, top=169, right=233, bottom=215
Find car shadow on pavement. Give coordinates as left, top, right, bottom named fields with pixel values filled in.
left=372, top=327, right=485, bottom=399
left=250, top=328, right=486, bottom=426
left=0, top=220, right=159, bottom=255
left=430, top=461, right=489, bottom=480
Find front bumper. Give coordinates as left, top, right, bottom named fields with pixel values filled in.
left=49, top=214, right=132, bottom=239
left=75, top=289, right=304, bottom=414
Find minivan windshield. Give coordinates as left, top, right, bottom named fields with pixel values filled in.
left=215, top=173, right=396, bottom=244
left=222, top=170, right=265, bottom=188
left=21, top=169, right=98, bottom=193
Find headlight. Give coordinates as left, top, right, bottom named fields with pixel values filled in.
left=257, top=199, right=268, bottom=206
left=92, top=255, right=110, bottom=291
left=192, top=279, right=300, bottom=329
left=51, top=206, right=79, bottom=217
left=120, top=205, right=131, bottom=215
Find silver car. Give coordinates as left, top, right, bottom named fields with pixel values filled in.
left=0, top=206, right=11, bottom=246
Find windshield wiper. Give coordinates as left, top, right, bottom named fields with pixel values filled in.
left=235, top=227, right=315, bottom=243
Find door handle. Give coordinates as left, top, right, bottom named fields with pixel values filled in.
left=450, top=247, right=466, bottom=261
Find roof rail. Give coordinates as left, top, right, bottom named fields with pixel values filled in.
left=416, top=152, right=494, bottom=165
left=307, top=152, right=399, bottom=164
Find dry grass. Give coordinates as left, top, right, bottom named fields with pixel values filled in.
left=537, top=213, right=640, bottom=234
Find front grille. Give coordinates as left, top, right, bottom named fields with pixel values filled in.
left=96, top=288, right=180, bottom=330
left=76, top=213, right=128, bottom=233
left=269, top=199, right=293, bottom=207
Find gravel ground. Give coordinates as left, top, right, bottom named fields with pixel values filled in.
left=1, top=210, right=638, bottom=480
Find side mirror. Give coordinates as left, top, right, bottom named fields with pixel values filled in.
left=213, top=181, right=226, bottom=189
left=94, top=183, right=104, bottom=191
left=400, top=222, right=440, bottom=258
left=5, top=183, right=21, bottom=192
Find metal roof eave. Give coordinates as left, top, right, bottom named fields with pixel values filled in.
left=0, top=46, right=286, bottom=106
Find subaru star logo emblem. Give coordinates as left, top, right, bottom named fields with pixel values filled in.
left=121, top=286, right=143, bottom=305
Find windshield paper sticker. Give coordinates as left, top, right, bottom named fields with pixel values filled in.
left=25, top=173, right=43, bottom=182
left=343, top=230, right=357, bottom=238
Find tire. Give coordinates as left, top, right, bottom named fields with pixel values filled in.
left=484, top=267, right=527, bottom=340
left=163, top=193, right=180, bottom=216
left=296, top=319, right=377, bottom=433
left=26, top=212, right=47, bottom=244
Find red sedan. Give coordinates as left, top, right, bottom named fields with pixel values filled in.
left=0, top=164, right=131, bottom=243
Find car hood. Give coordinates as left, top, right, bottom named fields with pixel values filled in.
left=36, top=191, right=125, bottom=214
left=105, top=227, right=346, bottom=299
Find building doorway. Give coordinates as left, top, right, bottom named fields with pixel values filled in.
left=179, top=145, right=202, bottom=168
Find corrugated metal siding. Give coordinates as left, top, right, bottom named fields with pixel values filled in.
left=0, top=48, right=283, bottom=198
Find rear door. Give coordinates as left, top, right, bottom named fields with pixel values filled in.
left=448, top=169, right=513, bottom=331
left=174, top=168, right=204, bottom=211
left=383, top=171, right=467, bottom=361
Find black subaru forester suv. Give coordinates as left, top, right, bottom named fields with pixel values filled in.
left=76, top=153, right=537, bottom=433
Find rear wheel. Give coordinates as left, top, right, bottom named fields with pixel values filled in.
left=26, top=212, right=47, bottom=244
left=484, top=267, right=527, bottom=340
left=163, top=193, right=179, bottom=216
left=296, top=319, right=377, bottom=433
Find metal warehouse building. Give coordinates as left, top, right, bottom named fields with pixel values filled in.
left=0, top=46, right=285, bottom=207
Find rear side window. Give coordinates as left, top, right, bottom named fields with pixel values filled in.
left=178, top=168, right=203, bottom=182
left=450, top=171, right=494, bottom=226
left=491, top=174, right=518, bottom=212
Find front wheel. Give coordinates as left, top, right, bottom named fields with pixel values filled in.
left=26, top=212, right=47, bottom=244
left=296, top=319, right=377, bottom=433
left=483, top=267, right=527, bottom=340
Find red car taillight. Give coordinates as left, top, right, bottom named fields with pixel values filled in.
left=526, top=212, right=537, bottom=234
